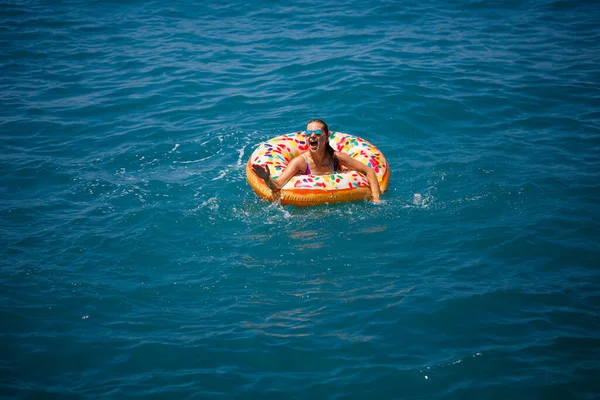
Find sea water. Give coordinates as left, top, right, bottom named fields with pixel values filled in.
left=1, top=0, right=599, bottom=398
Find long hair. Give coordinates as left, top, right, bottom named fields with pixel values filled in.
left=309, top=119, right=340, bottom=172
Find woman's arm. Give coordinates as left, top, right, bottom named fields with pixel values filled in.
left=336, top=152, right=381, bottom=202
left=251, top=155, right=306, bottom=192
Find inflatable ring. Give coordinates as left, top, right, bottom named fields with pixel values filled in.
left=246, top=131, right=390, bottom=206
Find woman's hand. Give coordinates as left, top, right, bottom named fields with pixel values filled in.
left=252, top=164, right=271, bottom=182
left=252, top=164, right=280, bottom=192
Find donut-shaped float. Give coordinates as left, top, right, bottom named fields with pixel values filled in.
left=246, top=132, right=389, bottom=206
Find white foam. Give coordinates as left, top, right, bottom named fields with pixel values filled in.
left=413, top=193, right=422, bottom=205
left=236, top=144, right=247, bottom=166
left=212, top=170, right=227, bottom=181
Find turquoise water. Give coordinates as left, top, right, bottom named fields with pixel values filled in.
left=2, top=0, right=599, bottom=398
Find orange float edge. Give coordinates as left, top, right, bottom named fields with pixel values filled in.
left=246, top=158, right=390, bottom=207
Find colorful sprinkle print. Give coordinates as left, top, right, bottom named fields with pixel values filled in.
left=249, top=132, right=388, bottom=191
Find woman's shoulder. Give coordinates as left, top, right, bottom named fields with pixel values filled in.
left=290, top=152, right=309, bottom=167
left=297, top=151, right=310, bottom=162
left=334, top=151, right=349, bottom=161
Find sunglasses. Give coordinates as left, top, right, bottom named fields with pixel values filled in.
left=304, top=129, right=324, bottom=136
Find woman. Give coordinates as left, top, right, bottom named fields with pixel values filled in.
left=251, top=119, right=381, bottom=202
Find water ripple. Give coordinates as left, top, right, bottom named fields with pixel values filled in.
left=2, top=0, right=600, bottom=398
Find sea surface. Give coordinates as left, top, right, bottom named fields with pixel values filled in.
left=2, top=0, right=599, bottom=399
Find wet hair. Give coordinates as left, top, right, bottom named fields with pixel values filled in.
left=309, top=119, right=340, bottom=172
left=309, top=119, right=329, bottom=134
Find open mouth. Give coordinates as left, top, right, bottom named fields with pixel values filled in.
left=309, top=137, right=319, bottom=151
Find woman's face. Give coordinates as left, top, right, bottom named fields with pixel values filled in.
left=306, top=121, right=328, bottom=152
